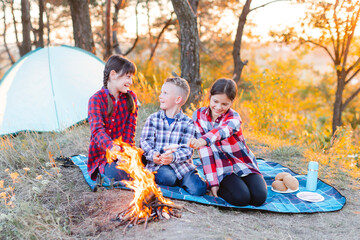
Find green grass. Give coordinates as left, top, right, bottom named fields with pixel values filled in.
left=0, top=127, right=89, bottom=239
left=269, top=145, right=305, bottom=172
left=270, top=145, right=303, bottom=160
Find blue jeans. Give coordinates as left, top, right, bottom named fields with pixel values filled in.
left=154, top=165, right=207, bottom=196
left=104, top=162, right=130, bottom=181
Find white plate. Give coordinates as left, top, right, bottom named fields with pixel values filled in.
left=296, top=192, right=325, bottom=202
left=271, top=186, right=299, bottom=193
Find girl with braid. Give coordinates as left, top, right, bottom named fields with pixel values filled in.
left=88, top=55, right=138, bottom=181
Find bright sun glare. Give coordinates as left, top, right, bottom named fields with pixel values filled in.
left=1, top=1, right=359, bottom=44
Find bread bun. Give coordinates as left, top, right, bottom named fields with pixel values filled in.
left=272, top=180, right=288, bottom=191
left=283, top=175, right=299, bottom=190
left=275, top=172, right=291, bottom=181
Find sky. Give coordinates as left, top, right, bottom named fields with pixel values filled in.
left=2, top=1, right=359, bottom=50
left=246, top=0, right=307, bottom=40
left=119, top=0, right=308, bottom=42
left=2, top=1, right=358, bottom=79
left=3, top=0, right=359, bottom=44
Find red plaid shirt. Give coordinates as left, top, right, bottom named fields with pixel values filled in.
left=193, top=107, right=261, bottom=187
left=88, top=88, right=138, bottom=180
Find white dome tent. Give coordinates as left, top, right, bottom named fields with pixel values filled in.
left=0, top=45, right=104, bottom=135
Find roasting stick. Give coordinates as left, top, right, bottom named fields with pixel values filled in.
left=163, top=143, right=189, bottom=151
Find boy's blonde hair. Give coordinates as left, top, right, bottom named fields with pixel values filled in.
left=165, top=77, right=190, bottom=104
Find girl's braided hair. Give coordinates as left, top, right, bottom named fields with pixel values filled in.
left=103, top=55, right=137, bottom=117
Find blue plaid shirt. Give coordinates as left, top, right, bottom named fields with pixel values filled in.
left=140, top=110, right=196, bottom=180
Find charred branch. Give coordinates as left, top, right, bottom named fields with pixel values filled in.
left=111, top=195, right=182, bottom=234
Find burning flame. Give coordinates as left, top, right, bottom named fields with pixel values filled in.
left=106, top=137, right=173, bottom=219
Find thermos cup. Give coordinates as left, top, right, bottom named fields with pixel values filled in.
left=306, top=161, right=319, bottom=191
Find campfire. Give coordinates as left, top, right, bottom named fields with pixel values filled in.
left=106, top=137, right=183, bottom=232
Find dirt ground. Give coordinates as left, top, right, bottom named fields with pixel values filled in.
left=56, top=114, right=359, bottom=240
left=63, top=162, right=360, bottom=240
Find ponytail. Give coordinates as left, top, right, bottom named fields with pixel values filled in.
left=103, top=67, right=114, bottom=117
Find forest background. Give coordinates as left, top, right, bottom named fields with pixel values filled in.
left=0, top=0, right=360, bottom=239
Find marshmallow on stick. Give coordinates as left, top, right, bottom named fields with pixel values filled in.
left=163, top=144, right=188, bottom=151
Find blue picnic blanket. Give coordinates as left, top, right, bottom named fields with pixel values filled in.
left=70, top=155, right=346, bottom=213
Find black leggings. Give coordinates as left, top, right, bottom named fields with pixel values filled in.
left=218, top=173, right=267, bottom=206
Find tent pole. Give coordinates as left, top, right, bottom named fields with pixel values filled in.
left=47, top=47, right=61, bottom=131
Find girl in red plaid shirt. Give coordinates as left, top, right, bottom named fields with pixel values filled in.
left=88, top=55, right=138, bottom=181
left=189, top=78, right=267, bottom=206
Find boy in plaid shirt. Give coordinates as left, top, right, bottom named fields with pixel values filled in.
left=140, top=77, right=207, bottom=196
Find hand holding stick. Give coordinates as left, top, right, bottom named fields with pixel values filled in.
left=160, top=149, right=176, bottom=165
left=110, top=144, right=123, bottom=161
left=163, top=143, right=189, bottom=151
left=188, top=138, right=207, bottom=149
left=158, top=143, right=189, bottom=165
left=153, top=152, right=161, bottom=165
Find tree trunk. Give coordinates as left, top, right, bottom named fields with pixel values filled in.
left=112, top=0, right=139, bottom=56
left=37, top=0, right=44, bottom=48
left=232, top=0, right=251, bottom=83
left=146, top=0, right=153, bottom=48
left=45, top=3, right=50, bottom=46
left=332, top=71, right=345, bottom=134
left=2, top=0, right=15, bottom=63
left=21, top=0, right=32, bottom=56
left=171, top=0, right=201, bottom=108
left=148, top=13, right=174, bottom=62
left=68, top=0, right=95, bottom=53
left=10, top=0, right=20, bottom=50
left=112, top=0, right=125, bottom=54
left=104, top=0, right=112, bottom=59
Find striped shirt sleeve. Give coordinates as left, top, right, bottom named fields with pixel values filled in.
left=200, top=114, right=241, bottom=145
left=172, top=119, right=195, bottom=164
left=139, top=114, right=158, bottom=161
